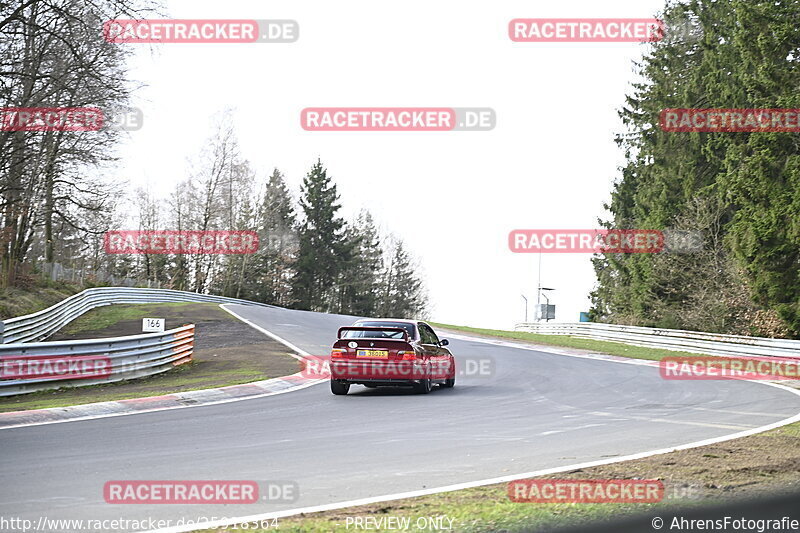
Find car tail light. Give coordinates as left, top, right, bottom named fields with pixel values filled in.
left=331, top=348, right=346, bottom=358
left=398, top=351, right=416, bottom=360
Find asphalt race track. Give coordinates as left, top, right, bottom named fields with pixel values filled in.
left=2, top=304, right=800, bottom=531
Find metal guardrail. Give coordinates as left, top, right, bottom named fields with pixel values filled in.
left=514, top=322, right=800, bottom=359
left=0, top=325, right=194, bottom=396
left=1, top=286, right=274, bottom=344
left=0, top=286, right=275, bottom=396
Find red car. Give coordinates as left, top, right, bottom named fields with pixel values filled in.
left=329, top=319, right=456, bottom=395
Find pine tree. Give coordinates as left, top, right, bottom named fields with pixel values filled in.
left=292, top=160, right=349, bottom=311
left=337, top=210, right=383, bottom=316
left=378, top=238, right=427, bottom=319
left=252, top=168, right=298, bottom=306
left=592, top=0, right=800, bottom=336
left=262, top=168, right=296, bottom=233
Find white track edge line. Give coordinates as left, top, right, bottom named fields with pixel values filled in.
left=145, top=382, right=800, bottom=533
left=219, top=304, right=311, bottom=359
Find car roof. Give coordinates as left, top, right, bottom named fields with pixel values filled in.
left=353, top=318, right=421, bottom=325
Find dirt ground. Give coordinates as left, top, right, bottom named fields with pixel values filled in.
left=542, top=425, right=800, bottom=500
left=0, top=303, right=300, bottom=411
left=50, top=303, right=301, bottom=385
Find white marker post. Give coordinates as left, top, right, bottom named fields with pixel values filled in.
left=142, top=318, right=165, bottom=332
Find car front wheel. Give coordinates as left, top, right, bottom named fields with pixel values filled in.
left=331, top=380, right=350, bottom=395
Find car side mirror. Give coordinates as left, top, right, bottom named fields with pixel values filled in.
left=439, top=339, right=449, bottom=347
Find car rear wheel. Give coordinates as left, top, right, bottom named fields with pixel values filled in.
left=414, top=378, right=432, bottom=394
left=441, top=376, right=455, bottom=388
left=331, top=380, right=350, bottom=395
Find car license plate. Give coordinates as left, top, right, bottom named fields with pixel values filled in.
left=356, top=349, right=388, bottom=359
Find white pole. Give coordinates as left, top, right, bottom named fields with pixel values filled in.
left=536, top=252, right=542, bottom=321
left=521, top=294, right=528, bottom=322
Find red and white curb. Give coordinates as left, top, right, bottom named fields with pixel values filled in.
left=0, top=372, right=325, bottom=430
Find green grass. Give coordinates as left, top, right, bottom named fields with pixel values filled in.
left=0, top=282, right=82, bottom=321
left=0, top=362, right=268, bottom=412
left=61, top=301, right=197, bottom=335
left=767, top=420, right=800, bottom=438
left=216, top=485, right=710, bottom=533
left=430, top=322, right=709, bottom=362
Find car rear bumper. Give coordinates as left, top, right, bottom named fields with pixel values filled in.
left=335, top=378, right=421, bottom=387
left=329, top=359, right=434, bottom=380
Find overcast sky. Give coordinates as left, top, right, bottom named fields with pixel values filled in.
left=116, top=0, right=668, bottom=329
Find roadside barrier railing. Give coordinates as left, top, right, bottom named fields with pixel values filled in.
left=1, top=286, right=274, bottom=344
left=0, top=325, right=194, bottom=396
left=0, top=286, right=275, bottom=396
left=514, top=322, right=800, bottom=359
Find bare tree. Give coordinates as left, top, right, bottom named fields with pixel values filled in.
left=0, top=0, right=156, bottom=286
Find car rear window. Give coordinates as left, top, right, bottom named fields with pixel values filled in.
left=344, top=321, right=417, bottom=340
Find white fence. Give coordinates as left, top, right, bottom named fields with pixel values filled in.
left=514, top=322, right=800, bottom=359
